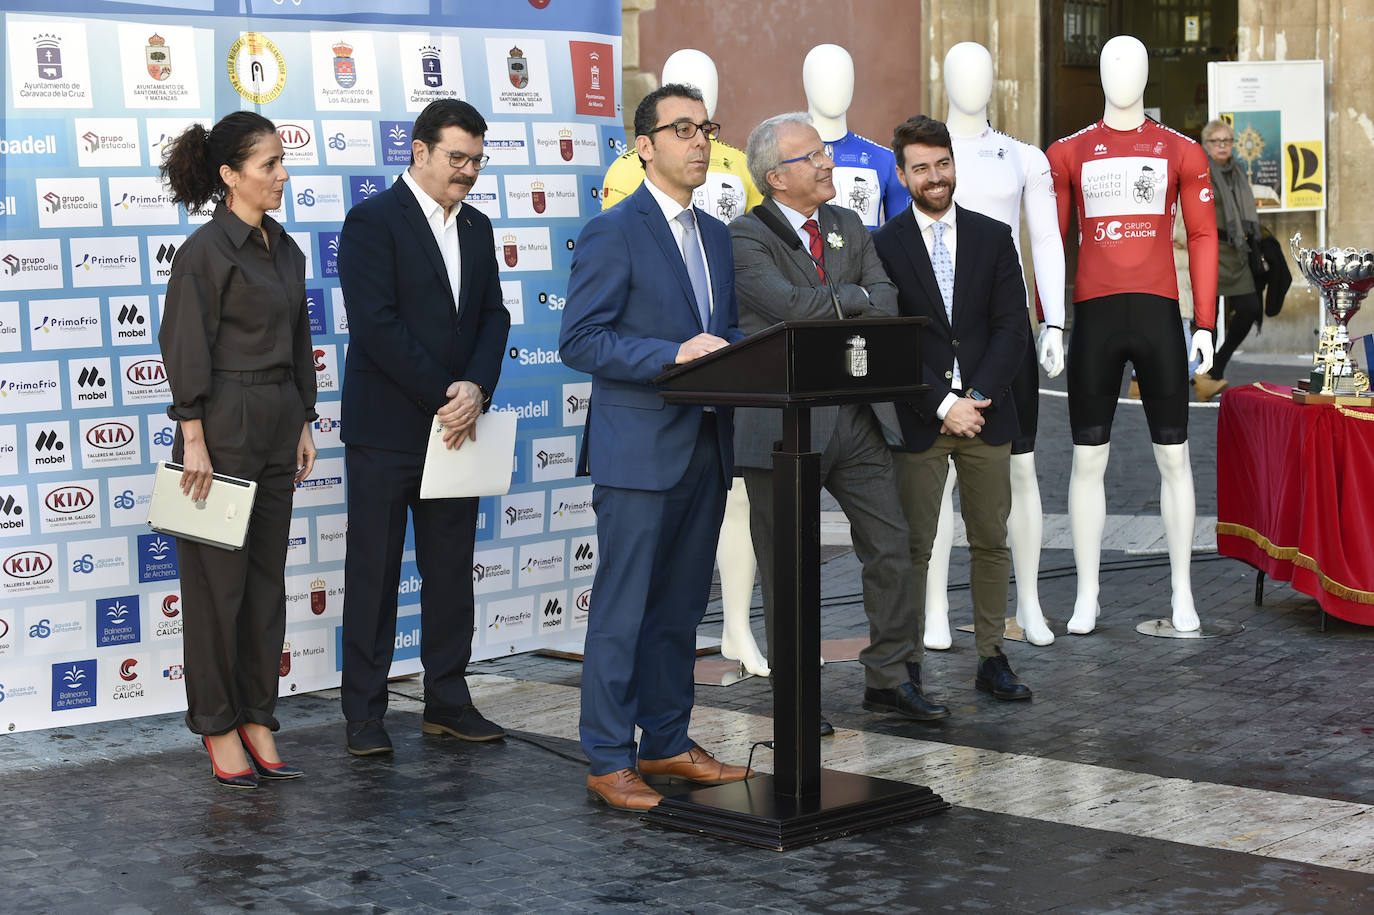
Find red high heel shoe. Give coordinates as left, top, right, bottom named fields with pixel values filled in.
left=203, top=735, right=258, bottom=789
left=237, top=726, right=304, bottom=780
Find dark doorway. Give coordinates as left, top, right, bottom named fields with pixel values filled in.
left=1042, top=0, right=1240, bottom=145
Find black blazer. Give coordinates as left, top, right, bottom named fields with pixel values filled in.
left=872, top=203, right=1027, bottom=452
left=338, top=176, right=511, bottom=454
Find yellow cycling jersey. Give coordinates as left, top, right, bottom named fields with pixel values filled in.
left=599, top=139, right=763, bottom=222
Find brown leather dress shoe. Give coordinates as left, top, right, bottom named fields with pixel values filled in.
left=637, top=744, right=754, bottom=786
left=586, top=768, right=662, bottom=810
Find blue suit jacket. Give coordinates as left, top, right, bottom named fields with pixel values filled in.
left=338, top=176, right=511, bottom=454
left=560, top=181, right=743, bottom=491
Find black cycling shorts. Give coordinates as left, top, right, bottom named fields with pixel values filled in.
left=1067, top=293, right=1189, bottom=446
left=1011, top=324, right=1038, bottom=455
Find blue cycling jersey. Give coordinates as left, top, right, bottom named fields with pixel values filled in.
left=823, top=131, right=908, bottom=229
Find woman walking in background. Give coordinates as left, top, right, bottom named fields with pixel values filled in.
left=1194, top=118, right=1263, bottom=401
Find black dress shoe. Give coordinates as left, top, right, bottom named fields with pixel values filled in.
left=819, top=717, right=835, bottom=737
left=345, top=718, right=393, bottom=756
left=422, top=704, right=506, bottom=742
left=203, top=736, right=259, bottom=789
left=863, top=682, right=951, bottom=721
left=975, top=651, right=1033, bottom=700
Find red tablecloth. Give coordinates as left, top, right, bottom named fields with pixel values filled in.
left=1216, top=381, right=1374, bottom=625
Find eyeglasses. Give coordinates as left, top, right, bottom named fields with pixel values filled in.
left=648, top=120, right=721, bottom=141
left=1204, top=137, right=1234, bottom=146
left=431, top=145, right=490, bottom=170
left=779, top=149, right=831, bottom=169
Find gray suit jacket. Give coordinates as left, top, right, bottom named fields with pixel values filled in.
left=730, top=198, right=900, bottom=468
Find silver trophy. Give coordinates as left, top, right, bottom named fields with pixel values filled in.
left=1291, top=232, right=1374, bottom=396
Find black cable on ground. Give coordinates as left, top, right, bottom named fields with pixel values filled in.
left=386, top=687, right=589, bottom=766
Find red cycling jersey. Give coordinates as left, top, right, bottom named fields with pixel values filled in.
left=1048, top=120, right=1218, bottom=330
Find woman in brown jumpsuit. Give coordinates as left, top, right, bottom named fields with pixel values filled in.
left=158, top=112, right=317, bottom=788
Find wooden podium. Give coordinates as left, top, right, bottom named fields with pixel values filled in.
left=641, top=317, right=950, bottom=850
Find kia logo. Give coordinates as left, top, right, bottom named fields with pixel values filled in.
left=277, top=124, right=311, bottom=150
left=4, top=550, right=52, bottom=579
left=86, top=421, right=134, bottom=449
left=45, top=485, right=93, bottom=513
left=126, top=359, right=166, bottom=386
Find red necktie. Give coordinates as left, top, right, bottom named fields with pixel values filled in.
left=802, top=219, right=826, bottom=282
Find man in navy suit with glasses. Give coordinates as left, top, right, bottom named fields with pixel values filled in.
left=560, top=84, right=752, bottom=810
left=337, top=99, right=511, bottom=757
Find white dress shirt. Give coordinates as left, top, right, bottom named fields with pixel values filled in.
left=912, top=203, right=963, bottom=419
left=642, top=175, right=714, bottom=317
left=402, top=168, right=463, bottom=313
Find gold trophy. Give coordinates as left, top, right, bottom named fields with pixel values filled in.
left=1290, top=232, right=1374, bottom=403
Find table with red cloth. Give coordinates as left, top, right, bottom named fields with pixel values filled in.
left=1216, top=381, right=1374, bottom=625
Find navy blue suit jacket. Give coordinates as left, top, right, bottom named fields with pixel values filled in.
left=560, top=181, right=743, bottom=491
left=338, top=176, right=511, bottom=454
left=871, top=203, right=1028, bottom=452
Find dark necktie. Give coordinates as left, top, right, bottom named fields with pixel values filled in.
left=802, top=218, right=826, bottom=282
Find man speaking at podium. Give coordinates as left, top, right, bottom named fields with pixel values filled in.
left=731, top=113, right=934, bottom=727
left=560, top=84, right=750, bottom=811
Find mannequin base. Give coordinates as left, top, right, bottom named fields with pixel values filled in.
left=693, top=658, right=759, bottom=686
left=641, top=769, right=949, bottom=851
left=954, top=617, right=1052, bottom=644
left=1135, top=618, right=1245, bottom=639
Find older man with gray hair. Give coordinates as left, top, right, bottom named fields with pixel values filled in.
left=731, top=112, right=944, bottom=728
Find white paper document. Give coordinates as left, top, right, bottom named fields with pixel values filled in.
left=419, top=409, right=518, bottom=499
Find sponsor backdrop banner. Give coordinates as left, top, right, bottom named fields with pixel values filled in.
left=1, top=0, right=622, bottom=732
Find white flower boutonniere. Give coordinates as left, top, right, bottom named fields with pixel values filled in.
left=827, top=232, right=845, bottom=250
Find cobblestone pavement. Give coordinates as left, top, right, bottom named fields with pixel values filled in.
left=4, top=353, right=1373, bottom=913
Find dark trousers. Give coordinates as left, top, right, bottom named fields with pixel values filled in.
left=741, top=405, right=916, bottom=689
left=893, top=436, right=1012, bottom=662
left=340, top=443, right=479, bottom=722
left=176, top=375, right=301, bottom=736
left=579, top=416, right=726, bottom=775
left=1210, top=292, right=1262, bottom=379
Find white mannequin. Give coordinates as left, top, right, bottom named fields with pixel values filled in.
left=662, top=49, right=719, bottom=119
left=802, top=44, right=853, bottom=142
left=1067, top=35, right=1208, bottom=635
left=923, top=42, right=1062, bottom=649
left=660, top=50, right=769, bottom=675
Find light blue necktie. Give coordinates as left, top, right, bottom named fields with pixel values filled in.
left=931, top=220, right=954, bottom=323
left=676, top=209, right=711, bottom=329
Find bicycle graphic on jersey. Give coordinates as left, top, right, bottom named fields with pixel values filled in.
left=1133, top=165, right=1162, bottom=205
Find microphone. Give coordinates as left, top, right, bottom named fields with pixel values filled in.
left=752, top=205, right=845, bottom=319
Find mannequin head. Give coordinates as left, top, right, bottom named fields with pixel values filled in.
left=802, top=44, right=855, bottom=120
left=1099, top=35, right=1148, bottom=110
left=662, top=49, right=719, bottom=120
left=944, top=42, right=994, bottom=118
